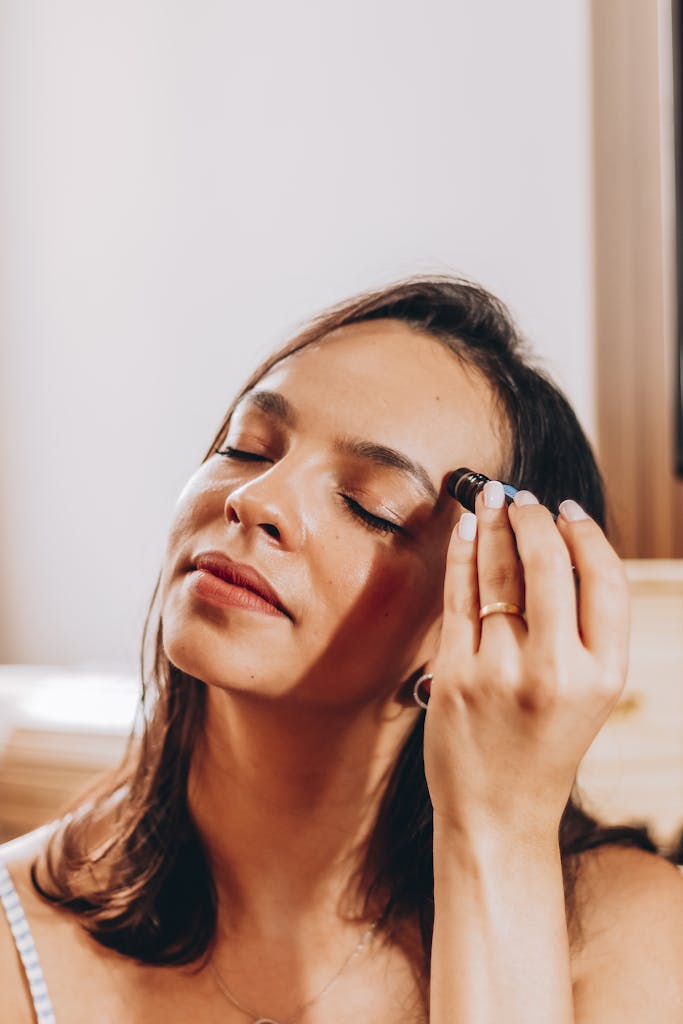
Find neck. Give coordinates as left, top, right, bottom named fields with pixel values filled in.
left=188, top=684, right=419, bottom=940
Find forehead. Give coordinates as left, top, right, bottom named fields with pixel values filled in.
left=248, top=320, right=507, bottom=480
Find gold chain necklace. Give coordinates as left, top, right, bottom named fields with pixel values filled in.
left=209, top=919, right=380, bottom=1024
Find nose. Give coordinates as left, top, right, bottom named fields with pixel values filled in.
left=224, top=466, right=305, bottom=550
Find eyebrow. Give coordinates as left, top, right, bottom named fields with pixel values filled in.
left=239, top=389, right=439, bottom=503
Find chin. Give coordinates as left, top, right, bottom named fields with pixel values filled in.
left=162, top=620, right=267, bottom=689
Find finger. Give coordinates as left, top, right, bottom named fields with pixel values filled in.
left=507, top=492, right=577, bottom=649
left=440, top=510, right=480, bottom=658
left=474, top=480, right=526, bottom=643
left=555, top=499, right=630, bottom=676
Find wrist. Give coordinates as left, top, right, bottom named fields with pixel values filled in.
left=432, top=811, right=562, bottom=869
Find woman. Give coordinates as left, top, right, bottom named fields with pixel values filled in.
left=1, top=276, right=682, bottom=1022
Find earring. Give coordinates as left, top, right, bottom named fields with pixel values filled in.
left=412, top=672, right=433, bottom=710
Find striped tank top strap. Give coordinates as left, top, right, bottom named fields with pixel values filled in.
left=0, top=861, right=57, bottom=1024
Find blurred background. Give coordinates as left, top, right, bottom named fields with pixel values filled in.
left=0, top=0, right=681, bottom=853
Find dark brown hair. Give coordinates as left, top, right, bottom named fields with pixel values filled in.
left=32, top=275, right=656, bottom=972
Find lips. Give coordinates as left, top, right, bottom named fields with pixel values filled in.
left=192, top=551, right=291, bottom=619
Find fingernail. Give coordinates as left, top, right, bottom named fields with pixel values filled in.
left=483, top=480, right=505, bottom=509
left=559, top=499, right=588, bottom=522
left=458, top=511, right=477, bottom=541
left=513, top=490, right=539, bottom=507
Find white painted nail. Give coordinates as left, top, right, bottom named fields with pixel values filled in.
left=458, top=511, right=477, bottom=541
left=559, top=499, right=588, bottom=522
left=513, top=490, right=539, bottom=507
left=483, top=480, right=505, bottom=509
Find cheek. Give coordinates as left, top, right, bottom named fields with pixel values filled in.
left=326, top=542, right=444, bottom=637
left=360, top=560, right=419, bottom=615
left=159, top=472, right=223, bottom=594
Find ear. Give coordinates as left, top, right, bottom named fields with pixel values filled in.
left=412, top=612, right=444, bottom=666
left=392, top=615, right=444, bottom=707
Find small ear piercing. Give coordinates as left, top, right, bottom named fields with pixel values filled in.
left=412, top=672, right=433, bottom=710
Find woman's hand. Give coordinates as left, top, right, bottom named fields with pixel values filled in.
left=422, top=481, right=630, bottom=843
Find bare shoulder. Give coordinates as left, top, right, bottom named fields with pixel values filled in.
left=571, top=844, right=683, bottom=1022
left=0, top=821, right=62, bottom=906
left=0, top=825, right=58, bottom=1024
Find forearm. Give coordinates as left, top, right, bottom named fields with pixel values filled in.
left=430, top=820, right=574, bottom=1024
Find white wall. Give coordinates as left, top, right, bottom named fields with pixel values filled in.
left=0, top=0, right=593, bottom=669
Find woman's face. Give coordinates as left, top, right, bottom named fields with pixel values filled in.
left=160, top=321, right=504, bottom=709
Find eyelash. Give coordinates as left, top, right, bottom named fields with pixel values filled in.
left=215, top=446, right=403, bottom=536
left=339, top=495, right=403, bottom=535
left=215, top=445, right=269, bottom=462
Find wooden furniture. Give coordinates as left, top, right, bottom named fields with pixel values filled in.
left=0, top=668, right=136, bottom=844
left=577, top=559, right=683, bottom=852
left=592, top=0, right=683, bottom=557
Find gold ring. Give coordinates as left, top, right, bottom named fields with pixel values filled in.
left=479, top=601, right=526, bottom=620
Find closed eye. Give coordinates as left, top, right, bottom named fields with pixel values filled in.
left=340, top=495, right=403, bottom=536
left=215, top=446, right=270, bottom=462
